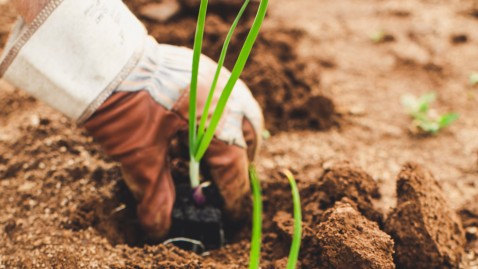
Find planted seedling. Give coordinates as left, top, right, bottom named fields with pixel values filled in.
left=247, top=167, right=302, bottom=269
left=401, top=92, right=459, bottom=135
left=189, top=0, right=268, bottom=190
left=469, top=72, right=478, bottom=86
left=167, top=0, right=269, bottom=252
left=282, top=170, right=302, bottom=269
left=249, top=165, right=263, bottom=269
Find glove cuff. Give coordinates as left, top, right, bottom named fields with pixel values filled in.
left=0, top=0, right=147, bottom=124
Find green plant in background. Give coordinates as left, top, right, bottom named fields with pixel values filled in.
left=249, top=166, right=263, bottom=269
left=189, top=0, right=269, bottom=187
left=401, top=92, right=459, bottom=135
left=283, top=170, right=302, bottom=269
left=469, top=72, right=478, bottom=86
left=370, top=29, right=394, bottom=44
left=370, top=30, right=386, bottom=43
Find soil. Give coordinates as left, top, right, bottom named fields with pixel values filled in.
left=385, top=163, right=465, bottom=268
left=316, top=199, right=395, bottom=269
left=2, top=0, right=478, bottom=268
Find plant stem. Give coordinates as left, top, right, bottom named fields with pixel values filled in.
left=249, top=165, right=262, bottom=269
left=189, top=156, right=200, bottom=188
left=189, top=0, right=208, bottom=187
left=284, top=170, right=302, bottom=269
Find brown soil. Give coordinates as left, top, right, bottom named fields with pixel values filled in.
left=303, top=161, right=383, bottom=224
left=2, top=0, right=478, bottom=268
left=316, top=199, right=395, bottom=269
left=385, top=163, right=465, bottom=268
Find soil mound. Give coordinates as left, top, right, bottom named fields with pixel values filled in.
left=301, top=161, right=383, bottom=224
left=385, top=163, right=465, bottom=269
left=315, top=199, right=395, bottom=269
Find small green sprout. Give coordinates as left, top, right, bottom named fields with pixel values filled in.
left=249, top=165, right=263, bottom=269
left=282, top=170, right=302, bottom=269
left=370, top=30, right=386, bottom=43
left=370, top=29, right=394, bottom=43
left=189, top=0, right=269, bottom=187
left=469, top=72, right=478, bottom=86
left=401, top=92, right=459, bottom=135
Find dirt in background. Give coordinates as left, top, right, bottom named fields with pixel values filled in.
left=1, top=0, right=478, bottom=268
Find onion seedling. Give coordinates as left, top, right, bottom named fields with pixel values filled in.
left=283, top=170, right=302, bottom=269
left=469, top=72, right=478, bottom=86
left=401, top=92, right=459, bottom=135
left=249, top=165, right=263, bottom=269
left=189, top=0, right=269, bottom=189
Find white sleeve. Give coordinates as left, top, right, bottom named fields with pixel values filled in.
left=0, top=0, right=147, bottom=124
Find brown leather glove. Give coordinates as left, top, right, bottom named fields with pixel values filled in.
left=84, top=39, right=263, bottom=239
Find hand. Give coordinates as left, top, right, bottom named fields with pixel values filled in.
left=3, top=0, right=262, bottom=240
left=84, top=40, right=263, bottom=239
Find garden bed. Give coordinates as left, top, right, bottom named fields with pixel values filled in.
left=2, top=0, right=478, bottom=268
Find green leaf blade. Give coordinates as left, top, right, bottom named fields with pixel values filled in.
left=189, top=0, right=209, bottom=157
left=438, top=113, right=459, bottom=128
left=195, top=0, right=269, bottom=160
left=249, top=165, right=263, bottom=269
left=283, top=170, right=302, bottom=269
left=198, top=0, right=251, bottom=140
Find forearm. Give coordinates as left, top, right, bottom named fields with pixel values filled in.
left=2, top=0, right=149, bottom=122
left=13, top=0, right=50, bottom=23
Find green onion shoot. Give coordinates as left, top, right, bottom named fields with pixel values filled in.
left=249, top=165, right=263, bottom=269
left=283, top=169, right=302, bottom=269
left=189, top=0, right=269, bottom=188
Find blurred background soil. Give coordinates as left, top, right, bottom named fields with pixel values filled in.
left=1, top=0, right=478, bottom=267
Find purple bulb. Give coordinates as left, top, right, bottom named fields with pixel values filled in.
left=193, top=185, right=207, bottom=206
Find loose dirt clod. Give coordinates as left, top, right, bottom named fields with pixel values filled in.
left=315, top=199, right=395, bottom=269
left=385, top=162, right=465, bottom=269
left=302, top=161, right=383, bottom=224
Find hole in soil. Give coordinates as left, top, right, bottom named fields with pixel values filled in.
left=62, top=179, right=147, bottom=247
left=64, top=138, right=237, bottom=251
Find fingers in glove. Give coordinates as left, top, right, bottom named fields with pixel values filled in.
left=202, top=138, right=252, bottom=222
left=121, top=145, right=176, bottom=240
left=85, top=91, right=184, bottom=239
left=242, top=117, right=260, bottom=162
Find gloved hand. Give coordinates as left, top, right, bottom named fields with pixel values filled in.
left=1, top=0, right=263, bottom=239
left=84, top=40, right=263, bottom=239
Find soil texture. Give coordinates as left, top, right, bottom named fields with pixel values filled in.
left=1, top=0, right=478, bottom=268
left=385, top=163, right=465, bottom=269
left=316, top=200, right=395, bottom=269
